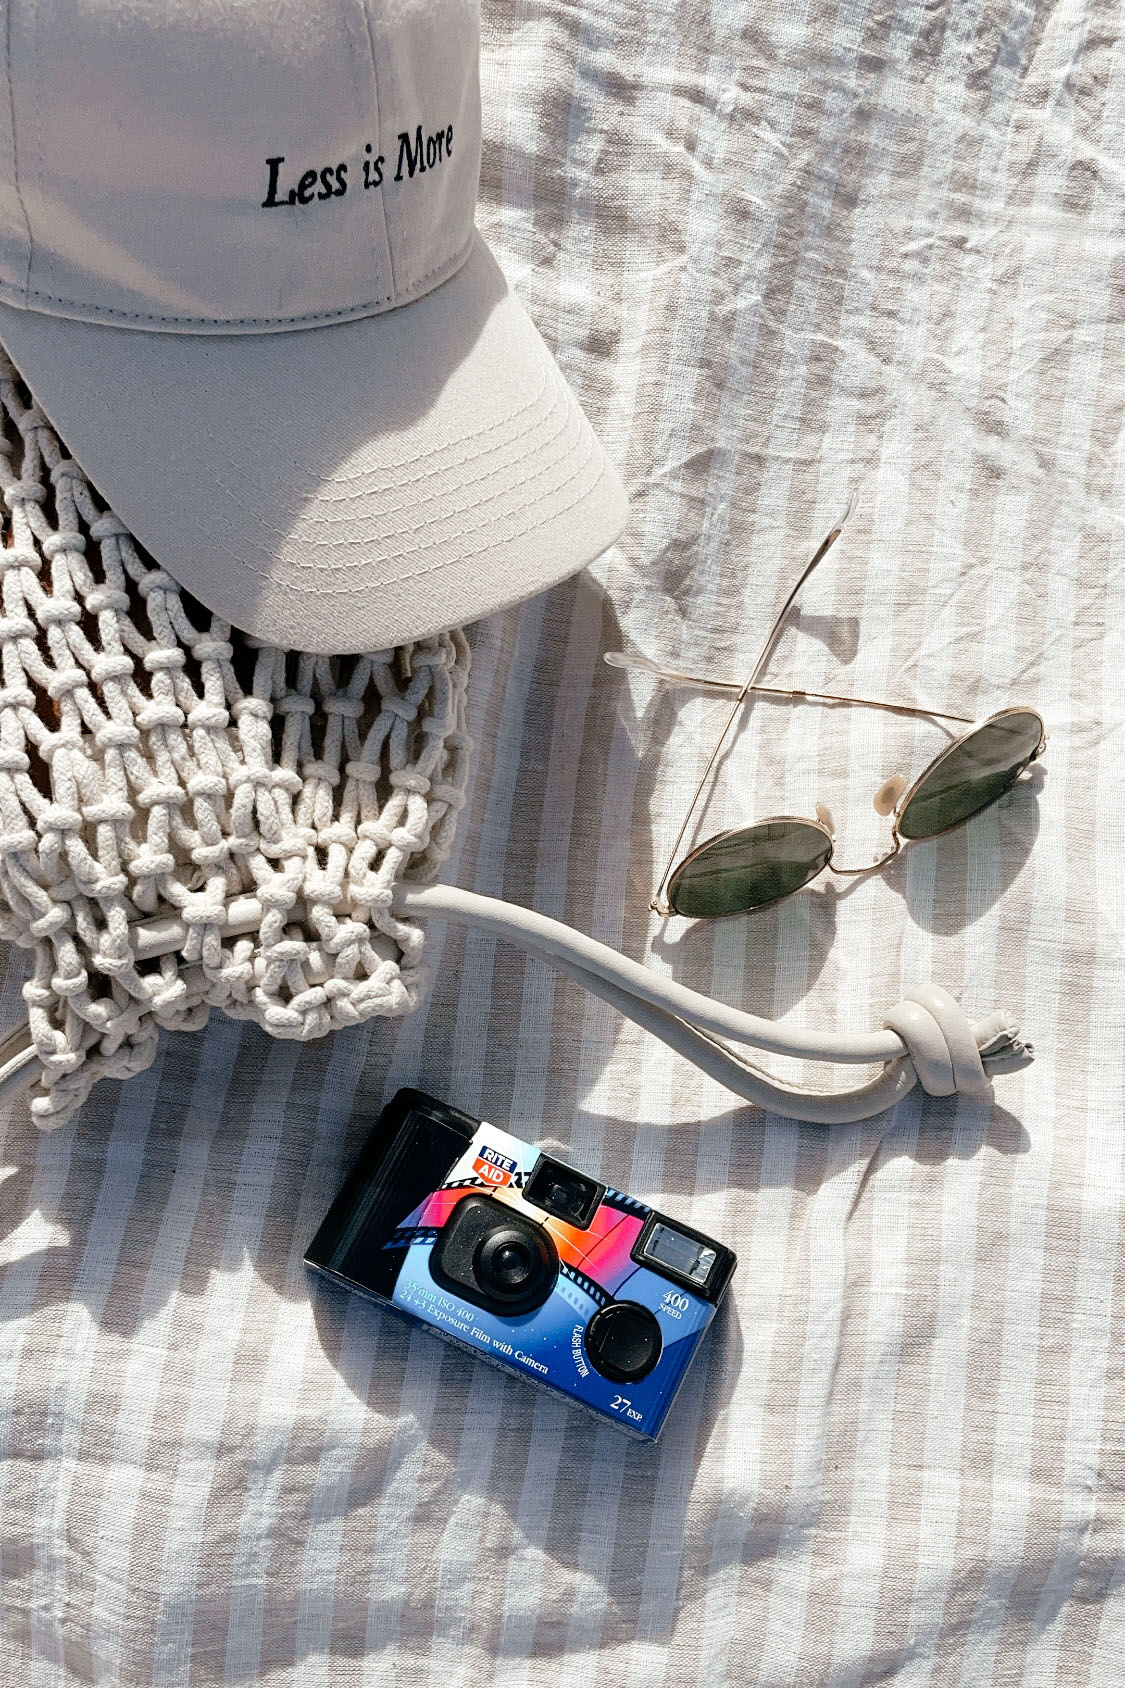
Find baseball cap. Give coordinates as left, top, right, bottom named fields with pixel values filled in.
left=0, top=0, right=628, bottom=654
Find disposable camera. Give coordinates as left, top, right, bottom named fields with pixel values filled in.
left=305, top=1088, right=737, bottom=1441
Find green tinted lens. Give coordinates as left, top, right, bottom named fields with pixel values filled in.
left=667, top=820, right=833, bottom=918
left=896, top=710, right=1044, bottom=841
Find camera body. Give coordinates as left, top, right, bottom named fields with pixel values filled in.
left=305, top=1088, right=736, bottom=1441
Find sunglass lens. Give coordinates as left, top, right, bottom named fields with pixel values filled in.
left=896, top=710, right=1044, bottom=841
left=667, top=820, right=833, bottom=918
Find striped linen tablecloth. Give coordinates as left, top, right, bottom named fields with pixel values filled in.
left=1, top=0, right=1122, bottom=1681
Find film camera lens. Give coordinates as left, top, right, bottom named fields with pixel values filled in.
left=475, top=1225, right=555, bottom=1303
left=429, top=1194, right=559, bottom=1316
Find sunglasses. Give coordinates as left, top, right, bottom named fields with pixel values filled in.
left=606, top=517, right=1046, bottom=920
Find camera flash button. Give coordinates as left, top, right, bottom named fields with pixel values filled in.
left=585, top=1302, right=662, bottom=1384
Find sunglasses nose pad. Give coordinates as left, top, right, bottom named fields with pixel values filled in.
left=873, top=774, right=908, bottom=816
left=815, top=801, right=836, bottom=838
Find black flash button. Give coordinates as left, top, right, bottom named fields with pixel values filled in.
left=584, top=1302, right=663, bottom=1384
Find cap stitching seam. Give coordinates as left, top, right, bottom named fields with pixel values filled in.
left=378, top=424, right=605, bottom=588
left=4, top=233, right=474, bottom=331
left=210, top=365, right=576, bottom=556
left=32, top=0, right=45, bottom=298
left=346, top=355, right=554, bottom=483
left=285, top=369, right=570, bottom=533
left=272, top=354, right=557, bottom=506
left=210, top=415, right=604, bottom=593
left=309, top=370, right=572, bottom=523
left=287, top=428, right=606, bottom=597
left=355, top=0, right=397, bottom=298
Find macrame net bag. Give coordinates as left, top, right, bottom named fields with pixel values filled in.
left=0, top=353, right=473, bottom=1130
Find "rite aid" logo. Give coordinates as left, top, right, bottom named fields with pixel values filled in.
left=473, top=1145, right=517, bottom=1188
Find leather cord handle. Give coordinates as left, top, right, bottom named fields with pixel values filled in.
left=0, top=883, right=1033, bottom=1124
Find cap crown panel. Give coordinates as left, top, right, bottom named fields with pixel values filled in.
left=0, top=0, right=481, bottom=330
left=373, top=0, right=480, bottom=300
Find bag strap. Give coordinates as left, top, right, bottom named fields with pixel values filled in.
left=0, top=884, right=1032, bottom=1125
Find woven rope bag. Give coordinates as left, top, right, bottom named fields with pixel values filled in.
left=0, top=354, right=472, bottom=1129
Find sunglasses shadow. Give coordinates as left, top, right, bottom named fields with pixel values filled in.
left=786, top=607, right=861, bottom=666
left=639, top=770, right=1043, bottom=1052
left=852, top=763, right=1044, bottom=937
left=649, top=882, right=838, bottom=1021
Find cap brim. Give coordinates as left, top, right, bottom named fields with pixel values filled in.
left=0, top=233, right=627, bottom=654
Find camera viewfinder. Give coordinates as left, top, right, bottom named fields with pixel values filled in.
left=525, top=1156, right=605, bottom=1230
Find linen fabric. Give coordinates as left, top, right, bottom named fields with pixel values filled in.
left=0, top=0, right=628, bottom=652
left=1, top=0, right=1123, bottom=1682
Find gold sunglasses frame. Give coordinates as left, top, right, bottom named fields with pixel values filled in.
left=662, top=704, right=1046, bottom=919
left=607, top=514, right=1047, bottom=920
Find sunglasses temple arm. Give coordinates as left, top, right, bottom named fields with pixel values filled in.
left=651, top=685, right=750, bottom=913
left=651, top=520, right=848, bottom=908
left=605, top=655, right=974, bottom=730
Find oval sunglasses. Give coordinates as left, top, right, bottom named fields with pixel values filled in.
left=606, top=519, right=1046, bottom=920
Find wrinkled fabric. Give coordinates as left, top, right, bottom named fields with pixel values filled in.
left=1, top=0, right=1122, bottom=1682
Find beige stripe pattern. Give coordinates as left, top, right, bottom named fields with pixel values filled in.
left=2, top=0, right=1124, bottom=1680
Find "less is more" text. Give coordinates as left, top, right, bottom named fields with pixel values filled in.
left=261, top=121, right=454, bottom=209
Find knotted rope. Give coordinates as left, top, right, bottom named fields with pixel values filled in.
left=0, top=357, right=471, bottom=1128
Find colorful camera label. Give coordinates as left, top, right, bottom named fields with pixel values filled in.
left=384, top=1123, right=717, bottom=1440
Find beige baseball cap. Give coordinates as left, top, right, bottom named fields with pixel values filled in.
left=0, top=0, right=627, bottom=654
